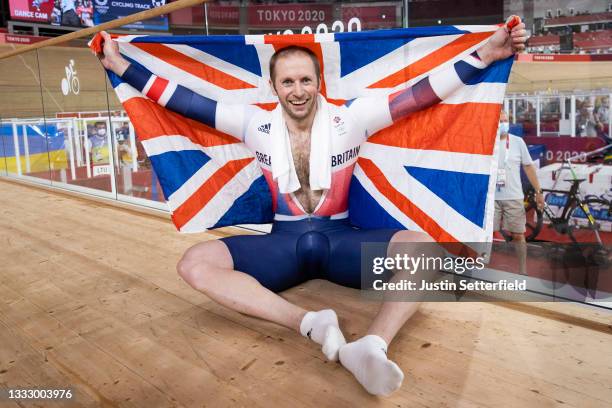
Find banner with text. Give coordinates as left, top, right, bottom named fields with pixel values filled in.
left=93, top=0, right=169, bottom=31
left=247, top=4, right=334, bottom=29
left=9, top=0, right=55, bottom=23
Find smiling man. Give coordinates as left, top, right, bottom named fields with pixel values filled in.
left=97, top=19, right=527, bottom=396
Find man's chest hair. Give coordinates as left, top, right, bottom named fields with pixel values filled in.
left=289, top=132, right=322, bottom=212
left=290, top=132, right=312, bottom=185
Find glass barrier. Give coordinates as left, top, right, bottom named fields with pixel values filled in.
left=507, top=93, right=611, bottom=139
left=511, top=97, right=537, bottom=137
left=37, top=42, right=117, bottom=198
left=0, top=118, right=6, bottom=176
left=539, top=96, right=561, bottom=136
left=104, top=57, right=165, bottom=207
left=0, top=50, right=52, bottom=186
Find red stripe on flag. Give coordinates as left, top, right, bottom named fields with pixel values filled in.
left=368, top=103, right=501, bottom=155
left=327, top=98, right=347, bottom=106
left=264, top=34, right=316, bottom=45
left=172, top=158, right=254, bottom=229
left=367, top=32, right=492, bottom=89
left=357, top=157, right=459, bottom=243
left=254, top=102, right=278, bottom=111
left=123, top=97, right=240, bottom=146
left=132, top=43, right=256, bottom=90
left=146, top=77, right=169, bottom=102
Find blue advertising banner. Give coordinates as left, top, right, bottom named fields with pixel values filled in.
left=93, top=0, right=169, bottom=31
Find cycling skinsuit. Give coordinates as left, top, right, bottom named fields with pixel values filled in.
left=212, top=96, right=398, bottom=291
left=120, top=50, right=487, bottom=291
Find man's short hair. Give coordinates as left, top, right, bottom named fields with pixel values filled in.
left=269, top=46, right=321, bottom=85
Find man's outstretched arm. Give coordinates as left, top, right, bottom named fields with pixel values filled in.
left=96, top=31, right=221, bottom=131
left=388, top=17, right=527, bottom=122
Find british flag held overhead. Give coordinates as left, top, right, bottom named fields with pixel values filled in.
left=91, top=25, right=513, bottom=242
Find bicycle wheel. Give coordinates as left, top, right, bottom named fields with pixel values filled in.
left=568, top=198, right=610, bottom=243
left=72, top=77, right=80, bottom=95
left=499, top=194, right=543, bottom=242
left=524, top=199, right=543, bottom=242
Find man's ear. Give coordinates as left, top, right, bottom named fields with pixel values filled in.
left=269, top=78, right=278, bottom=96
left=317, top=76, right=322, bottom=92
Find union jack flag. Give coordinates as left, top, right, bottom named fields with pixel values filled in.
left=92, top=26, right=513, bottom=243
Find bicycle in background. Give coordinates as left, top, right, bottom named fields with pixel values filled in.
left=515, top=146, right=611, bottom=265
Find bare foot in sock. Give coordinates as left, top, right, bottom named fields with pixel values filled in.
left=300, top=309, right=346, bottom=361
left=339, top=335, right=404, bottom=396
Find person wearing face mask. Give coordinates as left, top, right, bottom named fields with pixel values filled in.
left=577, top=101, right=602, bottom=137
left=89, top=121, right=109, bottom=165
left=494, top=111, right=544, bottom=275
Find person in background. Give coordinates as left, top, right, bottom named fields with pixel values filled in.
left=89, top=121, right=109, bottom=165
left=115, top=122, right=133, bottom=167
left=595, top=96, right=609, bottom=131
left=576, top=99, right=603, bottom=137
left=494, top=111, right=544, bottom=275
left=51, top=0, right=61, bottom=25
left=89, top=122, right=107, bottom=148
left=60, top=0, right=81, bottom=27
left=77, top=0, right=94, bottom=27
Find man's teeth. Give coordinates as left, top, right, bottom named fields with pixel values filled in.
left=290, top=100, right=307, bottom=105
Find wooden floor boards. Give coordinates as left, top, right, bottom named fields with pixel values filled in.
left=0, top=178, right=611, bottom=407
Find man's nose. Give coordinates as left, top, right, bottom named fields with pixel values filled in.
left=293, top=82, right=305, bottom=97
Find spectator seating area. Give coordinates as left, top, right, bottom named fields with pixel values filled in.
left=527, top=29, right=612, bottom=54
left=574, top=29, right=612, bottom=51
left=543, top=11, right=612, bottom=27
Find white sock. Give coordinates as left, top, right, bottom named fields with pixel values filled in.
left=339, top=335, right=404, bottom=396
left=300, top=309, right=346, bottom=361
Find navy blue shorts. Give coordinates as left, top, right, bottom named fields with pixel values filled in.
left=221, top=218, right=399, bottom=292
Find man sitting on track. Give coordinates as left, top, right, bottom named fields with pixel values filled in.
left=97, top=19, right=527, bottom=396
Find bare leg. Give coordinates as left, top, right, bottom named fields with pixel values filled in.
left=340, top=230, right=438, bottom=396
left=367, top=230, right=438, bottom=344
left=177, top=239, right=307, bottom=331
left=511, top=232, right=527, bottom=275
left=366, top=301, right=421, bottom=345
left=177, top=239, right=346, bottom=360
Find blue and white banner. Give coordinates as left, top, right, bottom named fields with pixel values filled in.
left=93, top=0, right=169, bottom=31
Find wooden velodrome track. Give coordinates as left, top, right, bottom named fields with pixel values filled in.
left=1, top=177, right=611, bottom=407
